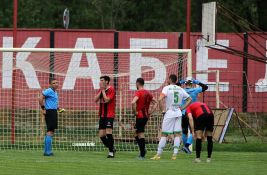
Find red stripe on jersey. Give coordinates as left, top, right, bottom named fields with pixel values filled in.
left=186, top=102, right=212, bottom=119
left=135, top=89, right=153, bottom=118
left=98, top=86, right=116, bottom=118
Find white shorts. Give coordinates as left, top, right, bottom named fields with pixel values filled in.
left=161, top=110, right=182, bottom=134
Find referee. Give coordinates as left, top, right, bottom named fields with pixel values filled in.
left=39, top=78, right=61, bottom=156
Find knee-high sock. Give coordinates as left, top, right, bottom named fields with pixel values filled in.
left=45, top=135, right=52, bottom=154
left=138, top=138, right=146, bottom=157
left=196, top=138, right=202, bottom=158
left=207, top=136, right=213, bottom=158
left=173, top=137, right=181, bottom=155
left=157, top=137, right=167, bottom=155
left=100, top=136, right=109, bottom=148
left=106, top=134, right=114, bottom=153
left=186, top=133, right=193, bottom=146
left=135, top=136, right=139, bottom=144
left=182, top=133, right=187, bottom=145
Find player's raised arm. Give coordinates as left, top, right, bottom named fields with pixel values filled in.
left=192, top=79, right=208, bottom=92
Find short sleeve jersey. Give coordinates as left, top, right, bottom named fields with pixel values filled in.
left=135, top=89, right=153, bottom=118
left=186, top=102, right=213, bottom=119
left=98, top=86, right=116, bottom=118
left=161, top=84, right=190, bottom=111
left=42, top=88, right=58, bottom=110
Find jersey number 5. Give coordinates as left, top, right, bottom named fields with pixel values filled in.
left=174, top=92, right=179, bottom=104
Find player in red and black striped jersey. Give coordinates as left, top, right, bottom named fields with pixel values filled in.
left=94, top=76, right=116, bottom=158
left=131, top=78, right=157, bottom=159
left=186, top=102, right=214, bottom=163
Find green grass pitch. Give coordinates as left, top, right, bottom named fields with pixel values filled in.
left=0, top=150, right=266, bottom=175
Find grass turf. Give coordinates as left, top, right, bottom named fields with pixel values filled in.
left=0, top=150, right=266, bottom=175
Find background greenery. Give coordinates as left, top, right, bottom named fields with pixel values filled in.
left=0, top=0, right=266, bottom=32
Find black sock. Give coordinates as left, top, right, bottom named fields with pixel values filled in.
left=196, top=138, right=202, bottom=158
left=107, top=134, right=114, bottom=153
left=135, top=136, right=139, bottom=144
left=185, top=143, right=190, bottom=148
left=100, top=136, right=109, bottom=148
left=207, top=136, right=213, bottom=158
left=138, top=138, right=146, bottom=157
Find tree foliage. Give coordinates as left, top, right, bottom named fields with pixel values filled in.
left=0, top=0, right=266, bottom=32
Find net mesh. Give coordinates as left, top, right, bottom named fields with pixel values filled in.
left=0, top=49, right=190, bottom=151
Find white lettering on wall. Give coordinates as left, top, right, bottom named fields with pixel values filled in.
left=255, top=40, right=267, bottom=92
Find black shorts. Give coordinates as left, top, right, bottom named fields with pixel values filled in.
left=99, top=117, right=114, bottom=130
left=194, top=113, right=214, bottom=131
left=45, top=109, right=58, bottom=132
left=182, top=114, right=190, bottom=134
left=135, top=117, right=148, bottom=133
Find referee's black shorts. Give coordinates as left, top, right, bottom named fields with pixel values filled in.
left=194, top=113, right=214, bottom=131
left=135, top=117, right=148, bottom=133
left=45, top=109, right=58, bottom=132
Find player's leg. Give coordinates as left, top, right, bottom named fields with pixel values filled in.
left=136, top=118, right=148, bottom=158
left=99, top=117, right=109, bottom=148
left=44, top=110, right=56, bottom=156
left=181, top=115, right=188, bottom=145
left=194, top=116, right=205, bottom=162
left=106, top=118, right=115, bottom=158
left=206, top=114, right=214, bottom=162
left=181, top=115, right=192, bottom=154
left=151, top=113, right=174, bottom=160
left=172, top=117, right=182, bottom=159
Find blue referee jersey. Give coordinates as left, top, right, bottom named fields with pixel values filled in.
left=42, top=88, right=58, bottom=110
left=181, top=87, right=203, bottom=115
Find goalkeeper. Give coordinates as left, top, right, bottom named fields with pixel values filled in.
left=178, top=77, right=208, bottom=154
left=39, top=78, right=64, bottom=156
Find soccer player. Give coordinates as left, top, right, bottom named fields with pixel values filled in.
left=94, top=76, right=116, bottom=158
left=131, top=78, right=157, bottom=159
left=151, top=74, right=192, bottom=160
left=39, top=78, right=61, bottom=156
left=186, top=102, right=214, bottom=163
left=179, top=77, right=208, bottom=154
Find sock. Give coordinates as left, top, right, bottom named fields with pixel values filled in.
left=196, top=138, right=202, bottom=158
left=138, top=138, right=146, bottom=157
left=107, top=134, right=114, bottom=153
left=44, top=135, right=48, bottom=153
left=100, top=136, right=109, bottom=148
left=182, top=133, right=187, bottom=146
left=186, top=133, right=193, bottom=146
left=207, top=136, right=213, bottom=158
left=45, top=135, right=52, bottom=154
left=135, top=136, right=139, bottom=144
left=157, top=137, right=167, bottom=155
left=173, top=137, right=181, bottom=155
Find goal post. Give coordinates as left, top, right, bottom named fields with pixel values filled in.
left=0, top=47, right=192, bottom=151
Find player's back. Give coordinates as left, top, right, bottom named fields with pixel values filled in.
left=136, top=89, right=153, bottom=118
left=187, top=102, right=212, bottom=118
left=185, top=87, right=202, bottom=103
left=163, top=84, right=187, bottom=111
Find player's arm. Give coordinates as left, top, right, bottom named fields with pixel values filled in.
left=148, top=97, right=158, bottom=116
left=187, top=113, right=195, bottom=136
left=94, top=90, right=102, bottom=102
left=101, top=88, right=115, bottom=103
left=180, top=97, right=192, bottom=110
left=38, top=94, right=46, bottom=114
left=193, top=79, right=208, bottom=92
left=158, top=93, right=166, bottom=113
left=131, top=96, right=139, bottom=115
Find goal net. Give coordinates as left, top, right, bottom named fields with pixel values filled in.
left=0, top=48, right=191, bottom=151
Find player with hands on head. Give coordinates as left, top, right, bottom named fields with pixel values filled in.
left=95, top=76, right=116, bottom=158
left=179, top=77, right=208, bottom=154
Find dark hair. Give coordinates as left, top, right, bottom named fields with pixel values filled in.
left=136, top=77, right=144, bottom=86
left=100, top=75, right=110, bottom=84
left=49, top=78, right=57, bottom=84
left=169, top=74, right=177, bottom=83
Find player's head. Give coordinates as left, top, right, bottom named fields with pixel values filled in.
left=168, top=74, right=177, bottom=85
left=100, top=75, right=110, bottom=88
left=49, top=78, right=58, bottom=90
left=185, top=76, right=193, bottom=88
left=136, top=77, right=144, bottom=90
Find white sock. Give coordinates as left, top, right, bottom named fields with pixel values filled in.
left=173, top=137, right=181, bottom=155
left=157, top=137, right=167, bottom=155
left=108, top=152, right=114, bottom=156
